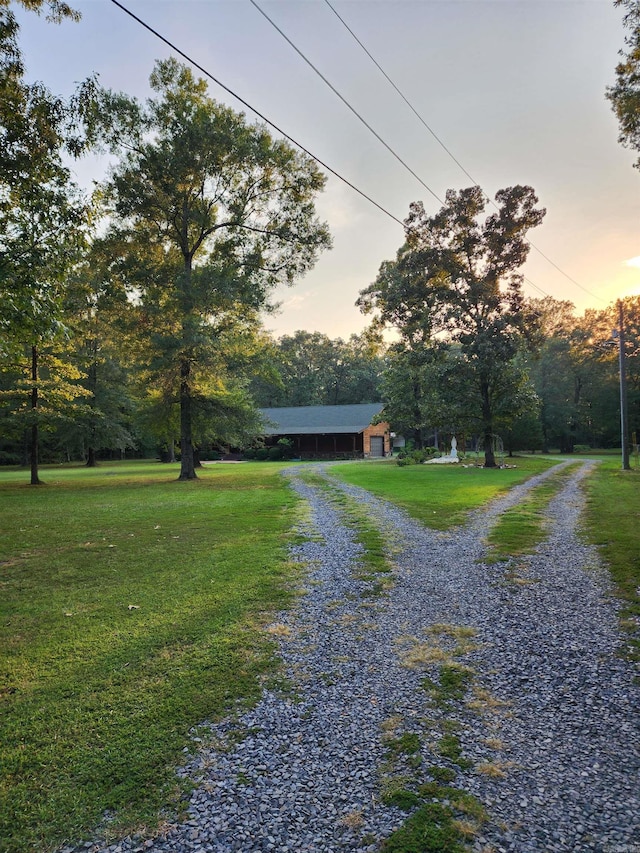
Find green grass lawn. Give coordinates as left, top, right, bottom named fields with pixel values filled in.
left=329, top=456, right=558, bottom=529
left=582, top=458, right=640, bottom=658
left=1, top=454, right=637, bottom=853
left=485, top=463, right=579, bottom=562
left=0, top=461, right=299, bottom=853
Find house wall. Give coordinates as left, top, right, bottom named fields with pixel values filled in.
left=267, top=433, right=364, bottom=457
left=363, top=422, right=391, bottom=456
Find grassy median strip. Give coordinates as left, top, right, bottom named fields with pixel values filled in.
left=582, top=458, right=640, bottom=660
left=297, top=470, right=392, bottom=584
left=330, top=456, right=558, bottom=529
left=484, top=463, right=579, bottom=563
left=0, top=461, right=298, bottom=853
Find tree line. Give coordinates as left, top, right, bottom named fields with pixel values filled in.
left=2, top=1, right=639, bottom=479
left=359, top=186, right=640, bottom=466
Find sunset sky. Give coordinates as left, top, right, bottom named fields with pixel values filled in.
left=15, top=0, right=640, bottom=338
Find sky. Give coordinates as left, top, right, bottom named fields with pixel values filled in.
left=13, top=0, right=640, bottom=339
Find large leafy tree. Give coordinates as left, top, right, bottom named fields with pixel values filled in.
left=580, top=297, right=640, bottom=450
left=376, top=346, right=444, bottom=449
left=360, top=186, right=545, bottom=467
left=607, top=0, right=640, bottom=168
left=92, top=58, right=331, bottom=479
left=0, top=0, right=91, bottom=484
left=58, top=249, right=138, bottom=466
left=524, top=297, right=639, bottom=453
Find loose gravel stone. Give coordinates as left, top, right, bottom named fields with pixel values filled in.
left=70, top=460, right=639, bottom=852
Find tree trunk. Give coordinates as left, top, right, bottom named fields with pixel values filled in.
left=412, top=379, right=424, bottom=448
left=21, top=429, right=29, bottom=467
left=179, top=356, right=197, bottom=480
left=483, top=430, right=496, bottom=468
left=86, top=347, right=98, bottom=467
left=481, top=378, right=497, bottom=468
left=178, top=250, right=198, bottom=481
left=30, top=345, right=43, bottom=485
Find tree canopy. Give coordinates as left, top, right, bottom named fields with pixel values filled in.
left=92, top=58, right=331, bottom=479
left=607, top=0, right=640, bottom=168
left=0, top=0, right=91, bottom=483
left=360, top=186, right=545, bottom=466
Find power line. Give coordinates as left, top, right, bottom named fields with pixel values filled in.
left=525, top=243, right=603, bottom=302
left=522, top=276, right=551, bottom=299
left=251, top=0, right=553, bottom=300
left=108, top=0, right=566, bottom=305
left=323, top=0, right=604, bottom=304
left=248, top=0, right=444, bottom=207
left=109, top=0, right=405, bottom=228
left=323, top=0, right=483, bottom=195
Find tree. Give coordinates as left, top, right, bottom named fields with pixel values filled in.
left=92, top=59, right=330, bottom=480
left=0, top=1, right=91, bottom=483
left=0, top=2, right=79, bottom=22
left=377, top=346, right=443, bottom=449
left=526, top=297, right=579, bottom=452
left=250, top=330, right=384, bottom=408
left=59, top=252, right=137, bottom=465
left=607, top=0, right=640, bottom=168
left=579, top=297, right=640, bottom=450
left=360, top=186, right=545, bottom=467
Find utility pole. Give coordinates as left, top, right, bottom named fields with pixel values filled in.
left=617, top=299, right=631, bottom=471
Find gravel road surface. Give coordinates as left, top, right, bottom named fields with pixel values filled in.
left=72, top=460, right=639, bottom=853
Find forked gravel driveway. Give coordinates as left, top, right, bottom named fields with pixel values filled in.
left=79, top=459, right=639, bottom=853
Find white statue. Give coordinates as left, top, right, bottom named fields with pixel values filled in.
left=425, top=434, right=459, bottom=464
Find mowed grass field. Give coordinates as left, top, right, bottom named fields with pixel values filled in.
left=582, top=457, right=640, bottom=650
left=1, top=455, right=637, bottom=852
left=0, top=461, right=299, bottom=852
left=330, top=454, right=558, bottom=529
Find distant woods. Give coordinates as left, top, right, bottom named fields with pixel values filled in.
left=249, top=330, right=385, bottom=408
left=2, top=294, right=639, bottom=467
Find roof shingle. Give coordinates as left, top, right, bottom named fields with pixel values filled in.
left=260, top=403, right=384, bottom=435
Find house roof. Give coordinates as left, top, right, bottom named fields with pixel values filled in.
left=260, top=403, right=385, bottom=435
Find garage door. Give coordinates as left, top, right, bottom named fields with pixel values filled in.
left=369, top=435, right=384, bottom=457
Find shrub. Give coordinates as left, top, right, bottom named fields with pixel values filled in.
left=396, top=447, right=439, bottom=466
left=255, top=448, right=270, bottom=461
left=276, top=437, right=294, bottom=459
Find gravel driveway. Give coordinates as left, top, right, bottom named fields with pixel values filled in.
left=84, top=459, right=639, bottom=853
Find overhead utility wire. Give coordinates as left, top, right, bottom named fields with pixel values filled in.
left=324, top=0, right=603, bottom=304
left=109, top=0, right=405, bottom=228
left=248, top=0, right=444, bottom=207
left=251, top=0, right=548, bottom=299
left=323, top=0, right=482, bottom=193
left=108, top=1, right=548, bottom=300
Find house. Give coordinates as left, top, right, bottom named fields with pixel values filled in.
left=260, top=403, right=390, bottom=459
